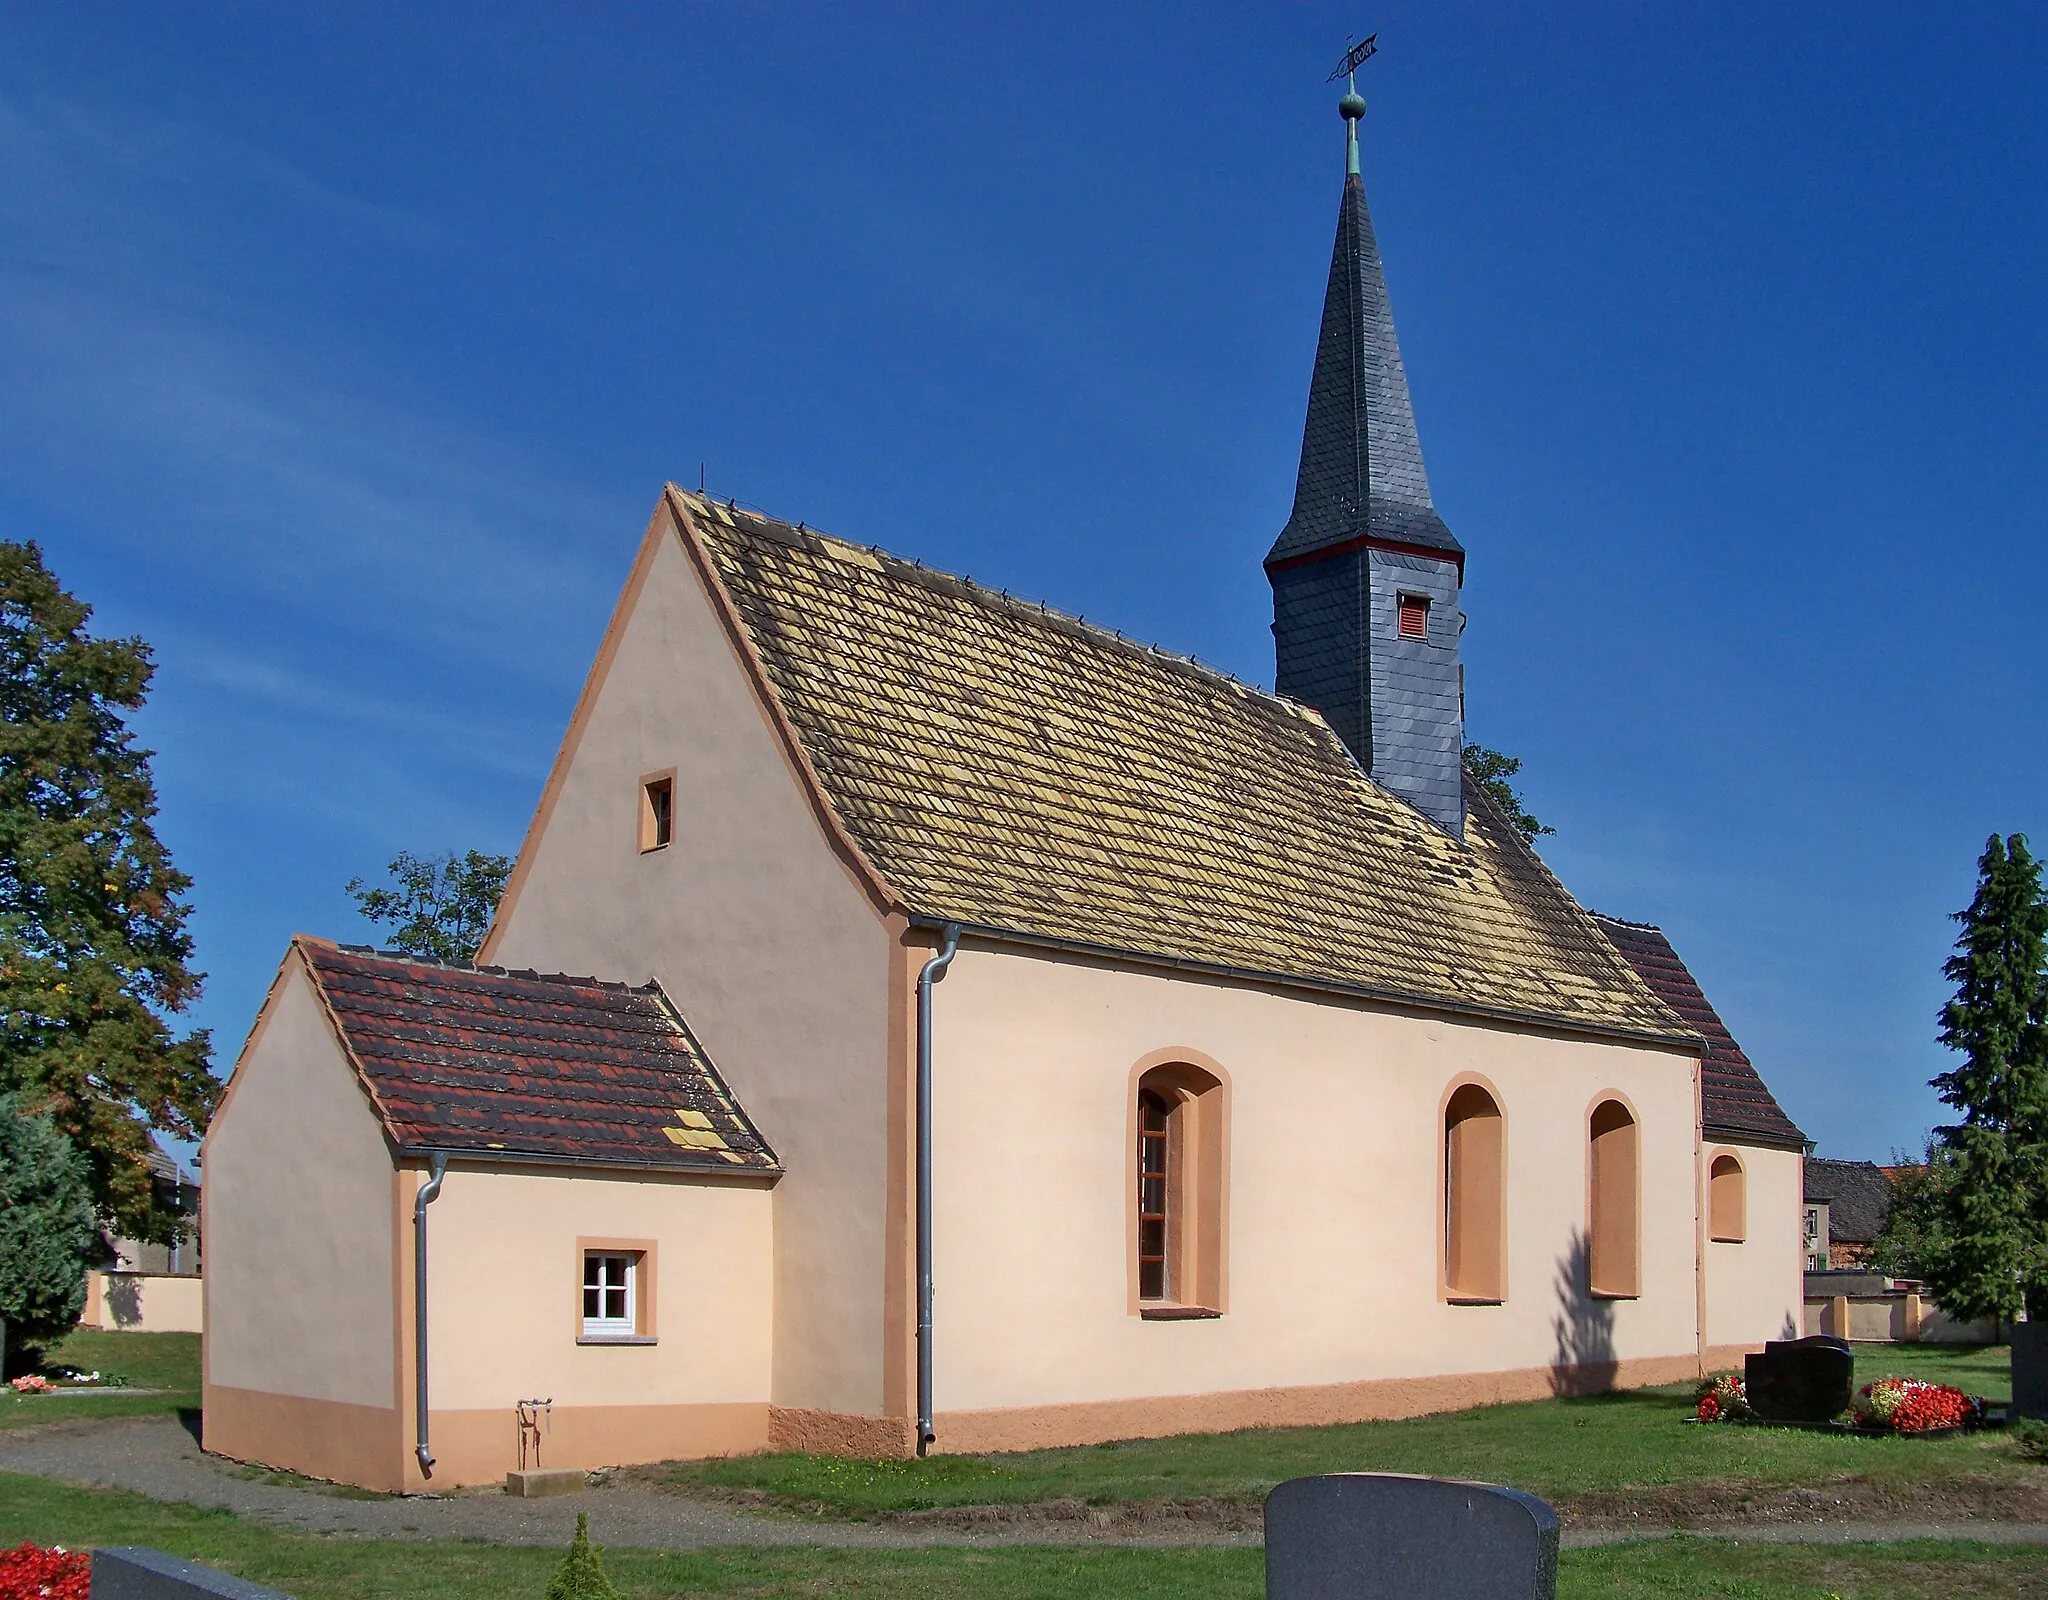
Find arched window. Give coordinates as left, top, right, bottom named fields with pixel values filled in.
left=1709, top=1151, right=1747, bottom=1243
left=1132, top=1063, right=1226, bottom=1314
left=1588, top=1098, right=1640, bottom=1298
left=1443, top=1083, right=1505, bottom=1303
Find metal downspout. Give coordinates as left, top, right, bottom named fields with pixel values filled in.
left=915, top=924, right=962, bottom=1455
left=412, top=1153, right=448, bottom=1474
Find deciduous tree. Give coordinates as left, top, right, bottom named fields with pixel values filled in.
left=346, top=849, right=511, bottom=963
left=1463, top=744, right=1554, bottom=846
left=0, top=542, right=213, bottom=1244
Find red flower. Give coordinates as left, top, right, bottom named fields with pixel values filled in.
left=1697, top=1393, right=1720, bottom=1422
left=0, top=1543, right=90, bottom=1600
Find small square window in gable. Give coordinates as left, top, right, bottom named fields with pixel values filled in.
left=640, top=772, right=675, bottom=853
left=1397, top=593, right=1430, bottom=640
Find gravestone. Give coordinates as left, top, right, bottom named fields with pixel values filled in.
left=1264, top=1472, right=1559, bottom=1600
left=2013, top=1322, right=2048, bottom=1421
left=1745, top=1334, right=1853, bottom=1424
left=91, top=1548, right=294, bottom=1599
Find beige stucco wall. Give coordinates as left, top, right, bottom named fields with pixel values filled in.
left=926, top=943, right=1702, bottom=1415
left=1702, top=1142, right=1803, bottom=1354
left=202, top=959, right=396, bottom=1408
left=83, top=1271, right=204, bottom=1333
left=422, top=1162, right=773, bottom=1411
left=483, top=512, right=895, bottom=1418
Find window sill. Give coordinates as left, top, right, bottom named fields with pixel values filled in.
left=1139, top=1304, right=1221, bottom=1321
left=1445, top=1295, right=1505, bottom=1307
left=1710, top=1235, right=1746, bottom=1246
left=576, top=1333, right=657, bottom=1346
left=1589, top=1290, right=1641, bottom=1302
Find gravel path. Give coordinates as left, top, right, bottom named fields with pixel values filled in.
left=4, top=1416, right=2047, bottom=1554
left=0, top=1418, right=1246, bottom=1549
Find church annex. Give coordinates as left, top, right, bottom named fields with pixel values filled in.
left=201, top=85, right=1806, bottom=1491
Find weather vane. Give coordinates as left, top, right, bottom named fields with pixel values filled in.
left=1327, top=32, right=1378, bottom=175
left=1326, top=33, right=1379, bottom=82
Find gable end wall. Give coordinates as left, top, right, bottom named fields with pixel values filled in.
left=483, top=508, right=896, bottom=1421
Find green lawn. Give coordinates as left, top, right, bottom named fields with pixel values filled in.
left=2, top=1330, right=200, bottom=1432
left=1, top=1471, right=2044, bottom=1598
left=668, top=1346, right=2026, bottom=1514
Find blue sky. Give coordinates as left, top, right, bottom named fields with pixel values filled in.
left=3, top=4, right=2043, bottom=1168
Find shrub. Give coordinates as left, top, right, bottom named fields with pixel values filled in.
left=0, top=1096, right=97, bottom=1370
left=0, top=1542, right=89, bottom=1600
left=544, top=1512, right=619, bottom=1600
left=2012, top=1418, right=2048, bottom=1461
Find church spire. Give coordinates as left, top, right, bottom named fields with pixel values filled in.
left=1267, top=68, right=1467, bottom=838
left=1267, top=80, right=1459, bottom=567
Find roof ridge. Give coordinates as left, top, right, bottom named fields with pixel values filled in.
left=319, top=942, right=655, bottom=994
left=1587, top=911, right=1664, bottom=932
left=667, top=486, right=1316, bottom=722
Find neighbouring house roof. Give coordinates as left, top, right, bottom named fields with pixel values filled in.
left=1804, top=1158, right=1895, bottom=1245
left=676, top=490, right=1690, bottom=1046
left=294, top=939, right=778, bottom=1175
left=1588, top=914, right=1807, bottom=1149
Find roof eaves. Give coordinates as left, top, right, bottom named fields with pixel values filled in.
left=909, top=915, right=1702, bottom=1053
left=395, top=1141, right=781, bottom=1181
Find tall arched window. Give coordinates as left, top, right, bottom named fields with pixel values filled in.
left=1443, top=1083, right=1505, bottom=1303
left=1588, top=1098, right=1640, bottom=1298
left=1709, top=1151, right=1747, bottom=1243
left=1132, top=1063, right=1226, bottom=1314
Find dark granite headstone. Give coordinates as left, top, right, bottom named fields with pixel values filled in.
left=1264, top=1472, right=1559, bottom=1600
left=1745, top=1335, right=1853, bottom=1423
left=91, top=1548, right=294, bottom=1599
left=2013, top=1322, right=2048, bottom=1421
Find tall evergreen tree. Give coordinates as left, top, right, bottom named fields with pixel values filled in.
left=1921, top=834, right=2048, bottom=1322
left=0, top=1094, right=98, bottom=1366
left=0, top=542, right=215, bottom=1243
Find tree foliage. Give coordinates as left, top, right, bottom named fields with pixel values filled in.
left=1915, top=834, right=2048, bottom=1322
left=1462, top=744, right=1554, bottom=846
left=1867, top=1141, right=1956, bottom=1287
left=0, top=1094, right=98, bottom=1365
left=346, top=849, right=512, bottom=963
left=0, top=542, right=213, bottom=1244
left=543, top=1513, right=620, bottom=1600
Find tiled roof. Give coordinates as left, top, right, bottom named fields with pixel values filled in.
left=1804, top=1158, right=1895, bottom=1244
left=1589, top=914, right=1806, bottom=1147
left=678, top=490, right=1688, bottom=1044
left=296, top=939, right=778, bottom=1174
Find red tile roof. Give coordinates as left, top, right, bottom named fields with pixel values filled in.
left=295, top=939, right=778, bottom=1174
left=1589, top=915, right=1805, bottom=1148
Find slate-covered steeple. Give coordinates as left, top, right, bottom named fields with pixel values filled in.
left=1267, top=82, right=1466, bottom=838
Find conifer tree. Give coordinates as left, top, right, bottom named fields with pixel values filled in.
left=1921, top=834, right=2048, bottom=1322
left=0, top=542, right=215, bottom=1243
left=543, top=1512, right=620, bottom=1600
left=0, top=1094, right=97, bottom=1365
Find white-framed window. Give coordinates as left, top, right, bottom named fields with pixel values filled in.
left=582, top=1251, right=636, bottom=1338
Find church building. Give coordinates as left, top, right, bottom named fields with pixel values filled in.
left=200, top=84, right=1806, bottom=1492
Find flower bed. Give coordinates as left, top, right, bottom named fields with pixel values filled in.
left=1854, top=1378, right=1985, bottom=1434
left=0, top=1543, right=89, bottom=1600
left=7, top=1376, right=53, bottom=1396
